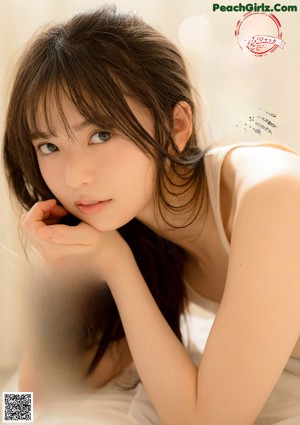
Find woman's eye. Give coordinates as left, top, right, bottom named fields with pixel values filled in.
left=91, top=131, right=112, bottom=144
left=37, top=143, right=58, bottom=155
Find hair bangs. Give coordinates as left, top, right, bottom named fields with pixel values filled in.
left=25, top=51, right=158, bottom=159
left=63, top=65, right=157, bottom=158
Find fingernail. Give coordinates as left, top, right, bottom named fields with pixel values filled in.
left=39, top=227, right=53, bottom=239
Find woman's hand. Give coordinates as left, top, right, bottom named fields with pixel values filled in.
left=21, top=199, right=132, bottom=280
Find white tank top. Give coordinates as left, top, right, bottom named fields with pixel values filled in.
left=185, top=141, right=300, bottom=314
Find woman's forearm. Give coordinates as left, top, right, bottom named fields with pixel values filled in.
left=107, top=253, right=199, bottom=425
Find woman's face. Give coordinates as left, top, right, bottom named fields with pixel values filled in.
left=31, top=95, right=156, bottom=231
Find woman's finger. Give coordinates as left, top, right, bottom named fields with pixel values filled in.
left=22, top=200, right=69, bottom=231
left=44, top=204, right=70, bottom=225
left=38, top=222, right=95, bottom=245
left=48, top=204, right=69, bottom=217
left=22, top=199, right=57, bottom=227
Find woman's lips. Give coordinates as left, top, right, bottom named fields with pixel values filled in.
left=75, top=200, right=112, bottom=215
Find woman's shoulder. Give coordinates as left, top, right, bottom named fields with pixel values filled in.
left=221, top=141, right=300, bottom=192
left=218, top=142, right=300, bottom=243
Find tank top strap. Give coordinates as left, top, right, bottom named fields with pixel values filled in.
left=203, top=144, right=235, bottom=254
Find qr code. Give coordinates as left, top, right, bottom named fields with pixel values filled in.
left=2, top=392, right=33, bottom=423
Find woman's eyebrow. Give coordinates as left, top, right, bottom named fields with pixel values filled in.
left=30, top=119, right=92, bottom=141
left=72, top=119, right=91, bottom=132
left=30, top=131, right=56, bottom=141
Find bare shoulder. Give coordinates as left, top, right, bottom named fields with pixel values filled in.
left=220, top=144, right=300, bottom=241
left=223, top=144, right=300, bottom=189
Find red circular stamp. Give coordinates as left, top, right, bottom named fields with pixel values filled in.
left=235, top=12, right=286, bottom=57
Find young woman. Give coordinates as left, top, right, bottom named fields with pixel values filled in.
left=3, top=5, right=300, bottom=424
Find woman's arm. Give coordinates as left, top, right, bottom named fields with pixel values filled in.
left=23, top=176, right=300, bottom=424
left=107, top=173, right=300, bottom=425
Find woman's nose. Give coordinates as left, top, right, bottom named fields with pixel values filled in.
left=64, top=154, right=95, bottom=188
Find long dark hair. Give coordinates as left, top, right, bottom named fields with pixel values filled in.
left=3, top=5, right=209, bottom=377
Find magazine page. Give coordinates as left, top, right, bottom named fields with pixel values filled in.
left=0, top=1, right=299, bottom=424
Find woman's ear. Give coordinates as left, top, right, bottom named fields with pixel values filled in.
left=172, top=101, right=193, bottom=152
